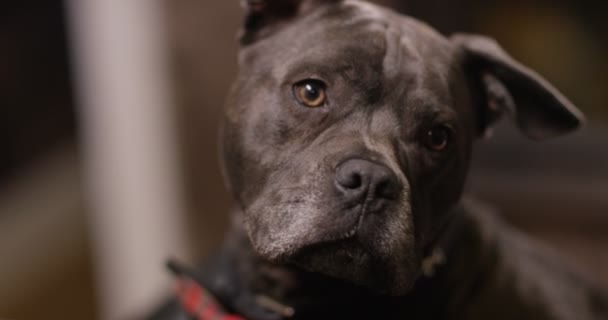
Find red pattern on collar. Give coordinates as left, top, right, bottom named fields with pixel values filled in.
left=175, top=276, right=245, bottom=320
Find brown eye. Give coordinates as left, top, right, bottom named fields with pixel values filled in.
left=293, top=80, right=327, bottom=108
left=425, top=126, right=451, bottom=151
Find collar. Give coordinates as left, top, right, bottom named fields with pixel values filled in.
left=168, top=260, right=246, bottom=320
left=168, top=260, right=294, bottom=320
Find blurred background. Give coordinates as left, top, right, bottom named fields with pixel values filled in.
left=0, top=0, right=606, bottom=319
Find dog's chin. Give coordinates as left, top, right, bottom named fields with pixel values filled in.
left=279, top=236, right=419, bottom=296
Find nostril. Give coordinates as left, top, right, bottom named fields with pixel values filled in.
left=375, top=177, right=400, bottom=200
left=336, top=169, right=364, bottom=190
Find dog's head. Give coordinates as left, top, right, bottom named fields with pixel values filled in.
left=220, top=0, right=584, bottom=295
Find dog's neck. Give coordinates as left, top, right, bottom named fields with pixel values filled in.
left=208, top=199, right=500, bottom=320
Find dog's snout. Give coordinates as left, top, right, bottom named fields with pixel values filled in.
left=335, top=159, right=400, bottom=201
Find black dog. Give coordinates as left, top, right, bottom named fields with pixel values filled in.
left=154, top=1, right=608, bottom=319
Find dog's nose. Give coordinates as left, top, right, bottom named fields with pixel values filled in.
left=335, top=159, right=400, bottom=201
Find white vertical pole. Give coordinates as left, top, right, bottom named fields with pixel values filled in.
left=66, top=1, right=190, bottom=319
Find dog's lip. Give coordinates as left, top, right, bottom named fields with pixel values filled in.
left=291, top=229, right=360, bottom=260
left=325, top=225, right=358, bottom=242
left=314, top=223, right=359, bottom=245
left=295, top=199, right=377, bottom=253
left=289, top=221, right=361, bottom=259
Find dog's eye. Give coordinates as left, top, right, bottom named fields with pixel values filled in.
left=293, top=80, right=327, bottom=108
left=424, top=125, right=451, bottom=151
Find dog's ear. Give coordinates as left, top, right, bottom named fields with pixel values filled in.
left=239, top=0, right=341, bottom=45
left=451, top=33, right=585, bottom=140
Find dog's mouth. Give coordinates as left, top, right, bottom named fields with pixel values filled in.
left=290, top=231, right=395, bottom=291
left=269, top=211, right=363, bottom=264
left=249, top=193, right=402, bottom=263
left=283, top=198, right=376, bottom=261
left=284, top=206, right=400, bottom=289
left=310, top=209, right=363, bottom=244
left=299, top=187, right=393, bottom=248
left=293, top=223, right=360, bottom=258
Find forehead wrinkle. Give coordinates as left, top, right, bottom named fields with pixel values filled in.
left=383, top=27, right=402, bottom=80
left=382, top=29, right=427, bottom=109
left=384, top=16, right=427, bottom=71
left=344, top=0, right=387, bottom=20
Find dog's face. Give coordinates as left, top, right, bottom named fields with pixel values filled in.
left=221, top=0, right=583, bottom=295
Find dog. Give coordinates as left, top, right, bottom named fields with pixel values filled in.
left=152, top=0, right=608, bottom=319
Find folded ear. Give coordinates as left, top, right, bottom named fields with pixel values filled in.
left=451, top=33, right=585, bottom=140
left=240, top=0, right=341, bottom=45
